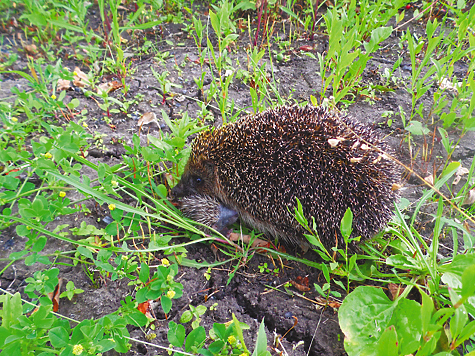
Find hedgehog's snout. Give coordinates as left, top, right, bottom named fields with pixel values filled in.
left=170, top=181, right=186, bottom=203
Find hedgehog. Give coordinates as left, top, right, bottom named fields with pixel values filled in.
left=172, top=105, right=400, bottom=251
left=180, top=195, right=238, bottom=236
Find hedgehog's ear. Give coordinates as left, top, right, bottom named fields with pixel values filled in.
left=201, top=159, right=215, bottom=175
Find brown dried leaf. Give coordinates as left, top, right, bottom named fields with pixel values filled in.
left=57, top=79, right=71, bottom=91
left=392, top=183, right=402, bottom=192
left=290, top=280, right=310, bottom=292
left=228, top=232, right=269, bottom=248
left=462, top=189, right=475, bottom=206
left=73, top=67, right=90, bottom=87
left=137, top=301, right=154, bottom=319
left=424, top=174, right=434, bottom=185
left=328, top=139, right=340, bottom=148
left=299, top=45, right=314, bottom=52
left=453, top=165, right=470, bottom=185
left=295, top=276, right=309, bottom=287
left=47, top=278, right=63, bottom=312
left=328, top=300, right=341, bottom=309
left=23, top=43, right=37, bottom=55
left=96, top=81, right=123, bottom=95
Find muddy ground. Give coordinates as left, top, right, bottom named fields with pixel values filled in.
left=1, top=3, right=474, bottom=356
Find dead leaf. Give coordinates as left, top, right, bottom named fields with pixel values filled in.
left=228, top=232, right=269, bottom=248
left=290, top=280, right=310, bottom=292
left=453, top=165, right=470, bottom=185
left=97, top=81, right=122, bottom=94
left=328, top=137, right=345, bottom=148
left=439, top=77, right=462, bottom=93
left=328, top=138, right=340, bottom=148
left=57, top=79, right=71, bottom=91
left=424, top=174, right=434, bottom=185
left=372, top=155, right=383, bottom=164
left=327, top=300, right=341, bottom=309
left=295, top=276, right=309, bottom=287
left=47, top=278, right=63, bottom=312
left=462, top=189, right=475, bottom=206
left=299, top=45, right=314, bottom=52
left=392, top=183, right=402, bottom=192
left=137, top=112, right=158, bottom=127
left=73, top=67, right=90, bottom=87
left=138, top=301, right=154, bottom=319
left=23, top=43, right=37, bottom=55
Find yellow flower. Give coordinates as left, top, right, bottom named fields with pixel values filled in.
left=228, top=335, right=237, bottom=345
left=161, top=258, right=170, bottom=267
left=72, top=344, right=84, bottom=355
left=73, top=71, right=78, bottom=76
left=11, top=117, right=18, bottom=122
left=44, top=152, right=53, bottom=159
left=108, top=204, right=116, bottom=211
left=166, top=290, right=176, bottom=299
left=51, top=94, right=57, bottom=100
left=59, top=191, right=66, bottom=198
left=82, top=122, right=88, bottom=128
left=111, top=180, right=118, bottom=187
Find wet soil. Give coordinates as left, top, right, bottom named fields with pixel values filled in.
left=1, top=3, right=474, bottom=355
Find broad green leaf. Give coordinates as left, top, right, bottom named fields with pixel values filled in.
left=340, top=286, right=396, bottom=356
left=391, top=298, right=422, bottom=355
left=184, top=326, right=206, bottom=352
left=0, top=292, right=22, bottom=329
left=48, top=326, right=70, bottom=348
left=168, top=321, right=185, bottom=347
left=161, top=296, right=172, bottom=314
left=139, top=263, right=149, bottom=284
left=376, top=326, right=398, bottom=356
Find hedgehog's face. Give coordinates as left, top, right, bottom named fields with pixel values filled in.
left=171, top=158, right=216, bottom=199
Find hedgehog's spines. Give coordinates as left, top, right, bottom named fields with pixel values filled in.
left=173, top=105, right=400, bottom=251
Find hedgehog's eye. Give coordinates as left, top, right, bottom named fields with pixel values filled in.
left=195, top=177, right=202, bottom=185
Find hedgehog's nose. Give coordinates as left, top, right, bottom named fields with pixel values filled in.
left=215, top=205, right=239, bottom=233
left=171, top=183, right=184, bottom=199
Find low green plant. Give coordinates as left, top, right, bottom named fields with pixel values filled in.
left=168, top=313, right=271, bottom=356
left=59, top=281, right=85, bottom=301
left=0, top=291, right=146, bottom=355
left=339, top=256, right=475, bottom=356
left=180, top=304, right=207, bottom=329
left=258, top=262, right=279, bottom=275
left=316, top=3, right=394, bottom=104
left=135, top=260, right=184, bottom=314
left=151, top=69, right=183, bottom=104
